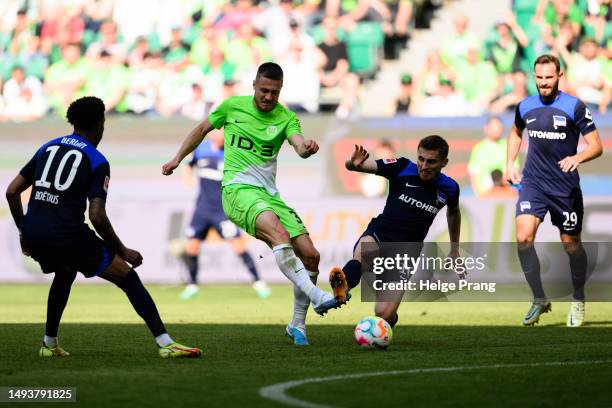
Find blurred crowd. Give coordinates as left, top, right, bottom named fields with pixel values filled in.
left=0, top=0, right=432, bottom=121
left=394, top=0, right=611, bottom=116
left=0, top=0, right=609, bottom=123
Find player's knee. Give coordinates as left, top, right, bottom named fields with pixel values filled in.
left=300, top=247, right=320, bottom=271
left=115, top=268, right=139, bottom=290
left=53, top=269, right=77, bottom=286
left=562, top=241, right=582, bottom=255
left=516, top=231, right=535, bottom=246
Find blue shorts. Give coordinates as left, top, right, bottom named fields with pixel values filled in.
left=185, top=210, right=240, bottom=240
left=516, top=184, right=583, bottom=234
left=354, top=217, right=424, bottom=252
left=24, top=228, right=113, bottom=278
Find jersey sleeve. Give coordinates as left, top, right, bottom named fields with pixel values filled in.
left=88, top=162, right=110, bottom=201
left=375, top=157, right=410, bottom=180
left=208, top=98, right=231, bottom=129
left=574, top=100, right=597, bottom=135
left=447, top=180, right=460, bottom=209
left=514, top=103, right=525, bottom=130
left=19, top=151, right=39, bottom=183
left=284, top=111, right=302, bottom=139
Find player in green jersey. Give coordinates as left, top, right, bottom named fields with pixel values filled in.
left=162, top=63, right=348, bottom=346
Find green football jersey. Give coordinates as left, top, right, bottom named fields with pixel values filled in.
left=208, top=96, right=302, bottom=194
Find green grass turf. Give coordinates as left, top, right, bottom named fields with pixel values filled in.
left=1, top=284, right=611, bottom=408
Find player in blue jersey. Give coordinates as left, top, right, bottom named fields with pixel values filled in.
left=5, top=96, right=201, bottom=358
left=179, top=129, right=271, bottom=300
left=506, top=54, right=603, bottom=327
left=329, top=136, right=462, bottom=327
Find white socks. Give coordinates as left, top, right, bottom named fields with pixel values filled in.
left=155, top=333, right=174, bottom=347
left=43, top=335, right=57, bottom=348
left=272, top=244, right=326, bottom=305
left=291, top=270, right=320, bottom=330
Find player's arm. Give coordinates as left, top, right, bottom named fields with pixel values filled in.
left=506, top=124, right=524, bottom=185
left=345, top=144, right=377, bottom=173
left=88, top=198, right=143, bottom=267
left=5, top=174, right=33, bottom=255
left=287, top=133, right=319, bottom=158
left=447, top=204, right=461, bottom=252
left=162, top=118, right=215, bottom=175
left=558, top=129, right=603, bottom=172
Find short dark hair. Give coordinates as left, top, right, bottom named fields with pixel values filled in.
left=256, top=62, right=283, bottom=81
left=418, top=135, right=449, bottom=159
left=66, top=96, right=105, bottom=131
left=534, top=54, right=560, bottom=73
left=491, top=169, right=503, bottom=184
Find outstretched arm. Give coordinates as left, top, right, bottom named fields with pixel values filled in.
left=288, top=134, right=319, bottom=158
left=162, top=119, right=215, bottom=175
left=345, top=144, right=378, bottom=173
left=89, top=197, right=143, bottom=267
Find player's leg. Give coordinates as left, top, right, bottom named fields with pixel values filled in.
left=40, top=267, right=77, bottom=357
left=374, top=300, right=401, bottom=328
left=329, top=226, right=378, bottom=303
left=561, top=233, right=587, bottom=327
left=180, top=212, right=209, bottom=300
left=222, top=185, right=339, bottom=314
left=550, top=190, right=586, bottom=327
left=516, top=185, right=553, bottom=325
left=516, top=214, right=551, bottom=325
left=180, top=238, right=202, bottom=300
left=255, top=211, right=330, bottom=306
left=99, top=255, right=201, bottom=358
left=272, top=197, right=349, bottom=316
left=284, top=233, right=322, bottom=345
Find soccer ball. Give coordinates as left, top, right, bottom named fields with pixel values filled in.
left=354, top=316, right=393, bottom=349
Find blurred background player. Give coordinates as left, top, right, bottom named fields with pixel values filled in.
left=179, top=128, right=271, bottom=300
left=330, top=136, right=461, bottom=327
left=5, top=96, right=201, bottom=358
left=359, top=139, right=396, bottom=197
left=506, top=54, right=603, bottom=327
left=480, top=169, right=517, bottom=199
left=468, top=116, right=519, bottom=197
left=162, top=62, right=348, bottom=346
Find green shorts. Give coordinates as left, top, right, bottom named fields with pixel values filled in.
left=221, top=184, right=308, bottom=239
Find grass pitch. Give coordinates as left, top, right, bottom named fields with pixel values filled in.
left=1, top=284, right=611, bottom=408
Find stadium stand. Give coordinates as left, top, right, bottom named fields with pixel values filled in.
left=0, top=0, right=609, bottom=121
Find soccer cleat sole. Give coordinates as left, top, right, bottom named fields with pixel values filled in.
left=522, top=302, right=552, bottom=326
left=329, top=267, right=349, bottom=303
left=159, top=345, right=202, bottom=359
left=314, top=293, right=352, bottom=316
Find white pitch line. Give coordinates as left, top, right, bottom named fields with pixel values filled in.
left=259, top=360, right=612, bottom=408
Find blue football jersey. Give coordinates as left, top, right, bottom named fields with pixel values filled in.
left=189, top=139, right=224, bottom=213
left=515, top=91, right=596, bottom=196
left=20, top=134, right=109, bottom=243
left=374, top=157, right=460, bottom=242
